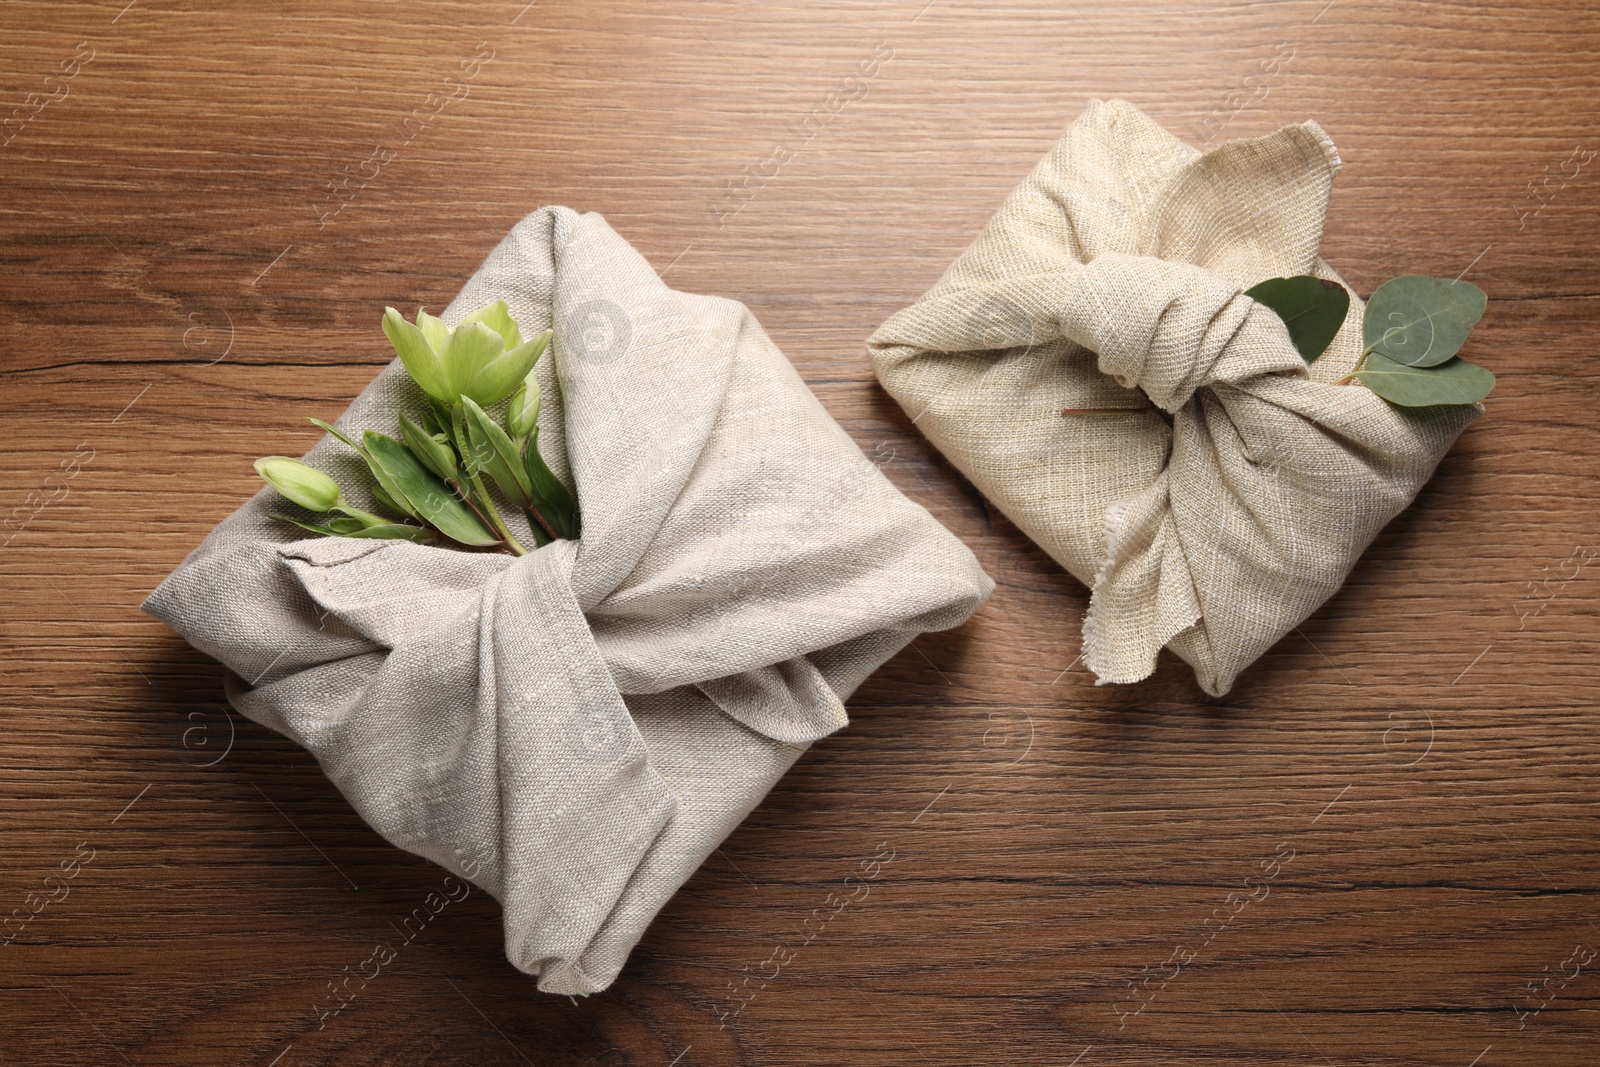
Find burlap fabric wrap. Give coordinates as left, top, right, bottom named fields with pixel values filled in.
left=868, top=99, right=1477, bottom=697
left=143, top=206, right=992, bottom=995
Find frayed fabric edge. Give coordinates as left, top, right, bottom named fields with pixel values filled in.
left=1081, top=499, right=1153, bottom=688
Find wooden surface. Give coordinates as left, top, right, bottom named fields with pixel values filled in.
left=3, top=1, right=1598, bottom=1064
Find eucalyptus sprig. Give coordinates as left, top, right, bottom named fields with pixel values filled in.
left=254, top=301, right=580, bottom=555
left=1247, top=274, right=1494, bottom=407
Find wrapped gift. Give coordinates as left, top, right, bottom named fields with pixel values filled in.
left=868, top=100, right=1476, bottom=696
left=145, top=206, right=992, bottom=994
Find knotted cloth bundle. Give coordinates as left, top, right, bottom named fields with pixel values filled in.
left=144, top=206, right=992, bottom=995
left=868, top=100, right=1478, bottom=697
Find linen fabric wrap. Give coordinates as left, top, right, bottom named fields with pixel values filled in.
left=143, top=206, right=992, bottom=995
left=867, top=99, right=1477, bottom=697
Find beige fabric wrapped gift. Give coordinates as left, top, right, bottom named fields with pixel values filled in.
left=868, top=100, right=1476, bottom=696
left=144, top=206, right=992, bottom=995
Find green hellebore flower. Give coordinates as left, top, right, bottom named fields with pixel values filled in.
left=255, top=456, right=342, bottom=512
left=506, top=370, right=542, bottom=440
left=381, top=300, right=552, bottom=408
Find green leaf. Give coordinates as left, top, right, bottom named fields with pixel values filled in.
left=370, top=481, right=404, bottom=517
left=1352, top=352, right=1496, bottom=407
left=270, top=513, right=432, bottom=543
left=330, top=503, right=392, bottom=529
left=523, top=430, right=581, bottom=541
left=1363, top=275, right=1487, bottom=367
left=461, top=396, right=533, bottom=504
left=342, top=523, right=435, bottom=543
left=1245, top=275, right=1350, bottom=363
left=330, top=428, right=418, bottom=521
left=362, top=431, right=500, bottom=546
left=270, top=514, right=344, bottom=538
left=448, top=403, right=475, bottom=476
left=419, top=400, right=445, bottom=438
left=306, top=416, right=363, bottom=454
left=399, top=413, right=459, bottom=482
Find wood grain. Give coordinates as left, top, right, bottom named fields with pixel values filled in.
left=3, top=1, right=1598, bottom=1064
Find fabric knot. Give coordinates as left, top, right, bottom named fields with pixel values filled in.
left=1059, top=253, right=1308, bottom=414
left=868, top=99, right=1477, bottom=696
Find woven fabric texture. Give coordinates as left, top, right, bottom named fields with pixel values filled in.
left=867, top=99, right=1477, bottom=697
left=144, top=206, right=993, bottom=995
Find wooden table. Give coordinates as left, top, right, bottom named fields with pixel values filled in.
left=3, top=1, right=1596, bottom=1064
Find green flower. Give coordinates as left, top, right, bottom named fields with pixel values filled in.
left=255, top=456, right=341, bottom=511
left=506, top=369, right=542, bottom=440
left=255, top=454, right=395, bottom=533
left=381, top=300, right=552, bottom=408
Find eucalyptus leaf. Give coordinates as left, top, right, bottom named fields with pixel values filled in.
left=461, top=397, right=533, bottom=504
left=523, top=430, right=581, bottom=541
left=362, top=431, right=500, bottom=546
left=1363, top=275, right=1487, bottom=367
left=1352, top=352, right=1496, bottom=407
left=1245, top=275, right=1350, bottom=363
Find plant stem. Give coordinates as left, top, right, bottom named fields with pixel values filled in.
left=333, top=502, right=395, bottom=528
left=464, top=467, right=528, bottom=556
left=1334, top=344, right=1377, bottom=386
left=446, top=474, right=503, bottom=537
left=524, top=503, right=559, bottom=545
left=444, top=403, right=528, bottom=556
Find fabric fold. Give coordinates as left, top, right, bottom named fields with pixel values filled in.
left=145, top=206, right=993, bottom=994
